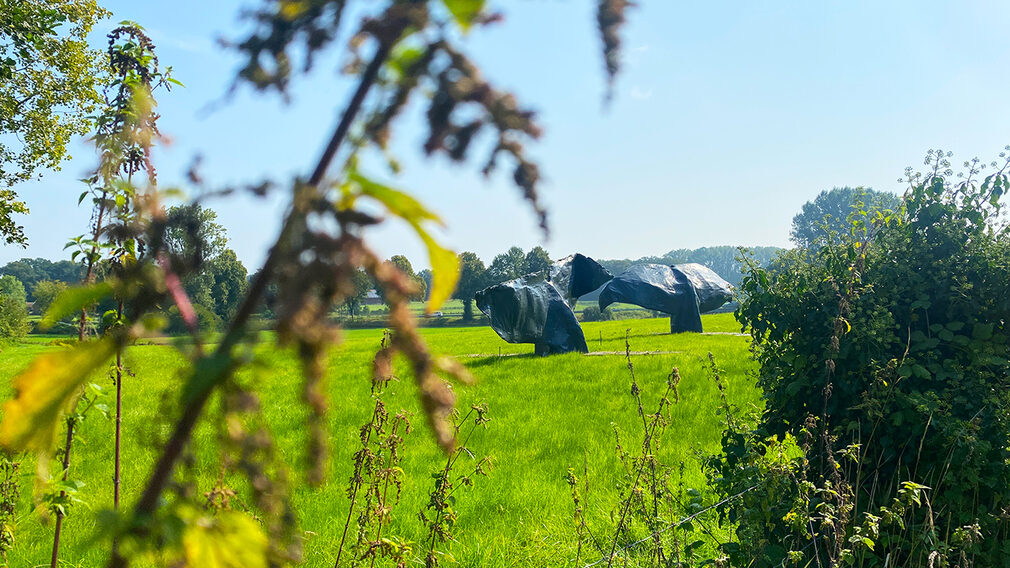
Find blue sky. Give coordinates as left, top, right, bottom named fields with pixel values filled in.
left=4, top=0, right=1010, bottom=270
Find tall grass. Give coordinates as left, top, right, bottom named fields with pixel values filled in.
left=0, top=315, right=757, bottom=567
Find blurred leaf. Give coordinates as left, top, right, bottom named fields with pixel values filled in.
left=441, top=0, right=485, bottom=31
left=349, top=172, right=459, bottom=312
left=0, top=336, right=117, bottom=453
left=182, top=511, right=268, bottom=568
left=41, top=281, right=113, bottom=330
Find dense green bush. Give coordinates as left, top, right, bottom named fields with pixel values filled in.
left=582, top=305, right=613, bottom=321
left=0, top=296, right=28, bottom=340
left=165, top=303, right=223, bottom=334
left=716, top=150, right=1010, bottom=566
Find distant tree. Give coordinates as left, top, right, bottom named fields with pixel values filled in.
left=790, top=186, right=901, bottom=248
left=0, top=275, right=28, bottom=339
left=163, top=204, right=229, bottom=263
left=524, top=246, right=551, bottom=275
left=389, top=255, right=413, bottom=277
left=31, top=280, right=67, bottom=315
left=453, top=251, right=487, bottom=321
left=162, top=204, right=247, bottom=321
left=207, top=249, right=248, bottom=320
left=0, top=0, right=111, bottom=245
left=0, top=258, right=82, bottom=299
left=0, top=275, right=26, bottom=304
left=388, top=254, right=426, bottom=301
left=581, top=305, right=612, bottom=322
left=486, top=246, right=526, bottom=285
left=417, top=269, right=433, bottom=300
left=344, top=268, right=373, bottom=317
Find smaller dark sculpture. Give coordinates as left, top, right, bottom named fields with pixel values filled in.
left=548, top=253, right=614, bottom=307
left=674, top=263, right=734, bottom=313
left=475, top=273, right=588, bottom=355
left=598, top=263, right=732, bottom=333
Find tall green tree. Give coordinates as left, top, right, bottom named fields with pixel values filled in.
left=452, top=251, right=487, bottom=321
left=344, top=268, right=373, bottom=317
left=163, top=204, right=229, bottom=263
left=162, top=204, right=247, bottom=321
left=388, top=254, right=426, bottom=301
left=486, top=246, right=526, bottom=285
left=30, top=279, right=66, bottom=315
left=417, top=268, right=433, bottom=300
left=0, top=274, right=25, bottom=303
left=0, top=0, right=111, bottom=245
left=0, top=274, right=27, bottom=339
left=524, top=246, right=551, bottom=275
left=790, top=186, right=901, bottom=248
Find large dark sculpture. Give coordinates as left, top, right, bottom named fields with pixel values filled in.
left=548, top=253, right=614, bottom=307
left=598, top=263, right=732, bottom=333
left=475, top=253, right=612, bottom=355
left=476, top=274, right=588, bottom=355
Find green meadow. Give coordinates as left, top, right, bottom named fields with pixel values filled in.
left=1, top=314, right=760, bottom=567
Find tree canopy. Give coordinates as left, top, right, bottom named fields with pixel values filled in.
left=0, top=0, right=111, bottom=245
left=452, top=251, right=487, bottom=321
left=790, top=186, right=901, bottom=248
left=0, top=257, right=82, bottom=299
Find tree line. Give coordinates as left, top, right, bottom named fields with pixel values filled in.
left=2, top=187, right=898, bottom=334
left=0, top=203, right=248, bottom=337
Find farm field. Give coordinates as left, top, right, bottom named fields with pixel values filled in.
left=1, top=314, right=759, bottom=567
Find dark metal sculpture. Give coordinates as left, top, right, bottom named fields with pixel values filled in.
left=674, top=262, right=734, bottom=313
left=598, top=263, right=732, bottom=333
left=548, top=253, right=614, bottom=307
left=475, top=253, right=612, bottom=355
left=476, top=273, right=588, bottom=355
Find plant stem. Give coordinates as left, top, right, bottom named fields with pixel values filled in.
left=335, top=402, right=381, bottom=568
left=112, top=300, right=124, bottom=557
left=109, top=36, right=399, bottom=568
left=368, top=420, right=401, bottom=568
left=52, top=189, right=111, bottom=568
left=50, top=416, right=77, bottom=568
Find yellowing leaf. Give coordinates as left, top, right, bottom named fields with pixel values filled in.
left=41, top=281, right=113, bottom=330
left=349, top=172, right=460, bottom=312
left=183, top=511, right=268, bottom=568
left=0, top=336, right=117, bottom=452
left=350, top=172, right=442, bottom=226
left=441, top=0, right=486, bottom=31
left=418, top=229, right=460, bottom=313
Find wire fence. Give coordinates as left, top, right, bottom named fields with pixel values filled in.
left=580, top=484, right=758, bottom=568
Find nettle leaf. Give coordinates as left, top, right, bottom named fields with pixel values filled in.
left=349, top=172, right=460, bottom=312
left=441, top=0, right=486, bottom=31
left=40, top=281, right=114, bottom=330
left=0, top=336, right=118, bottom=453
left=182, top=510, right=268, bottom=568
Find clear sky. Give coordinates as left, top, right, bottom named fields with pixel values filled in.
left=4, top=1, right=1010, bottom=271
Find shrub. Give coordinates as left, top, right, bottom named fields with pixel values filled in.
left=0, top=295, right=28, bottom=340
left=582, top=305, right=613, bottom=321
left=165, top=303, right=223, bottom=334
left=721, top=150, right=1010, bottom=566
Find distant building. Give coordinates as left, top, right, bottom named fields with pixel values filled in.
left=363, top=289, right=382, bottom=305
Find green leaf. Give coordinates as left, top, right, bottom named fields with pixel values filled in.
left=440, top=0, right=486, bottom=31
left=183, top=510, right=267, bottom=568
left=41, top=282, right=113, bottom=330
left=348, top=172, right=459, bottom=312
left=0, top=336, right=118, bottom=453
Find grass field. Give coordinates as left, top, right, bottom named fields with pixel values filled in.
left=0, top=313, right=760, bottom=567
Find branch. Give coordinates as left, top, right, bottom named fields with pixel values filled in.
left=110, top=35, right=401, bottom=567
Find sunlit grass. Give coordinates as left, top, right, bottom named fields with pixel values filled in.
left=0, top=313, right=758, bottom=567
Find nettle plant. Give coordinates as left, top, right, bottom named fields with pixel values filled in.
left=718, top=149, right=1010, bottom=567
left=0, top=1, right=632, bottom=566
